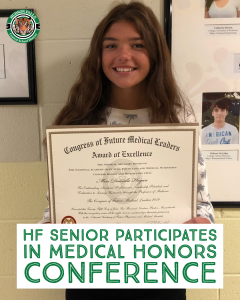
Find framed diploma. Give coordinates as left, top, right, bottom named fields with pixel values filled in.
left=46, top=124, right=199, bottom=224
left=164, top=1, right=240, bottom=208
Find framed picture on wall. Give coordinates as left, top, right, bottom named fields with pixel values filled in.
left=164, top=0, right=240, bottom=208
left=0, top=9, right=37, bottom=104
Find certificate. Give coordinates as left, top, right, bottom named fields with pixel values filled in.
left=46, top=124, right=199, bottom=224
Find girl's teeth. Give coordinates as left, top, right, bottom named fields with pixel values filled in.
left=116, top=68, right=134, bottom=72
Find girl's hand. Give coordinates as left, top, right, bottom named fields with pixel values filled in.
left=183, top=217, right=211, bottom=224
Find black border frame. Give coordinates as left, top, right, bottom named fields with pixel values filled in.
left=163, top=0, right=240, bottom=208
left=0, top=9, right=37, bottom=105
left=164, top=0, right=172, bottom=54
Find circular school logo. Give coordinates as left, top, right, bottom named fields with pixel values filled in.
left=6, top=9, right=40, bottom=43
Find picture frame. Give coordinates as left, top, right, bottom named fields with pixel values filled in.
left=164, top=0, right=172, bottom=54
left=0, top=9, right=37, bottom=105
left=163, top=0, right=240, bottom=208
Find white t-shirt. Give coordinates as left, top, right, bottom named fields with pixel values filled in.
left=209, top=0, right=240, bottom=18
left=107, top=107, right=150, bottom=125
left=201, top=122, right=239, bottom=144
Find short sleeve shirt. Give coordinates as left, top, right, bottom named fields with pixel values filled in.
left=201, top=122, right=239, bottom=145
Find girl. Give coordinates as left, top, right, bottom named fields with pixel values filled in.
left=41, top=1, right=215, bottom=299
left=205, top=0, right=240, bottom=18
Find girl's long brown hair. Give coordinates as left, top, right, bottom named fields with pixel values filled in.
left=205, top=0, right=214, bottom=10
left=53, top=1, right=194, bottom=127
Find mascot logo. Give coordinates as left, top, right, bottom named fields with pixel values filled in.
left=6, top=10, right=40, bottom=43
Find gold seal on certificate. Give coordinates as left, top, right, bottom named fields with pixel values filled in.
left=46, top=124, right=199, bottom=224
left=61, top=216, right=77, bottom=224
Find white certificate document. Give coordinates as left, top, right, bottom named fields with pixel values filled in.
left=46, top=124, right=199, bottom=224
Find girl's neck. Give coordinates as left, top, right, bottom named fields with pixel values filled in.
left=109, top=82, right=149, bottom=110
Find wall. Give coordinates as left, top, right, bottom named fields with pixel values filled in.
left=0, top=0, right=239, bottom=299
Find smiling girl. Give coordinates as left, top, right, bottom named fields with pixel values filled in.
left=41, top=2, right=214, bottom=299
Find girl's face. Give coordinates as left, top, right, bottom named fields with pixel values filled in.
left=102, top=21, right=150, bottom=89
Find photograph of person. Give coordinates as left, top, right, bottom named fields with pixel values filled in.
left=202, top=96, right=239, bottom=144
left=205, top=0, right=240, bottom=18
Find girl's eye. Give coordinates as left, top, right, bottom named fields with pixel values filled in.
left=105, top=44, right=116, bottom=49
left=133, top=44, right=144, bottom=48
